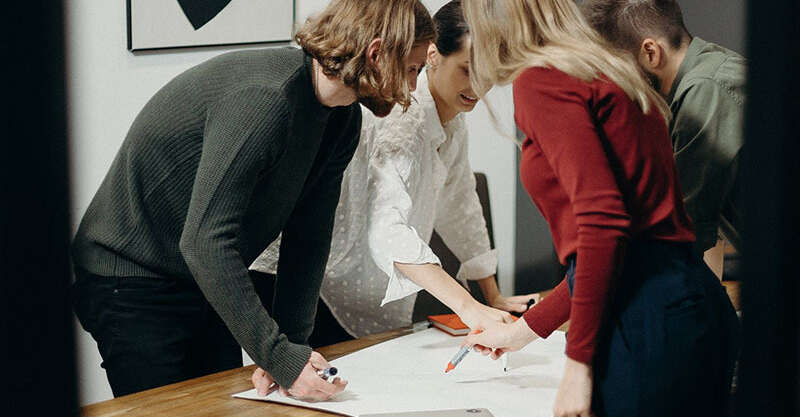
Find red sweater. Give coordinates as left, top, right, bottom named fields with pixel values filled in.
left=515, top=67, right=695, bottom=364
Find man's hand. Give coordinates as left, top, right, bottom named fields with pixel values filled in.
left=278, top=351, right=348, bottom=402
left=251, top=367, right=279, bottom=397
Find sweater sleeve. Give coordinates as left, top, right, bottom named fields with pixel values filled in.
left=366, top=113, right=441, bottom=306
left=271, top=107, right=362, bottom=346
left=178, top=87, right=310, bottom=390
left=514, top=72, right=631, bottom=364
left=433, top=126, right=497, bottom=282
left=523, top=278, right=571, bottom=338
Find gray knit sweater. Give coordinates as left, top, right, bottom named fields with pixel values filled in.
left=72, top=47, right=362, bottom=388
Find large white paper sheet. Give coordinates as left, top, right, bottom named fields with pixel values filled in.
left=234, top=328, right=567, bottom=417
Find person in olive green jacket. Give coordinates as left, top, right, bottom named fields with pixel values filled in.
left=581, top=0, right=746, bottom=255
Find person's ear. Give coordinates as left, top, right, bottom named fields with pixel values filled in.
left=366, top=38, right=382, bottom=67
left=638, top=38, right=663, bottom=71
left=427, top=43, right=440, bottom=69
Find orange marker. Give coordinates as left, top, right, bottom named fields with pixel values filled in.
left=444, top=330, right=482, bottom=373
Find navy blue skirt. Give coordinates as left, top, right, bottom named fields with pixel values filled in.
left=565, top=239, right=739, bottom=417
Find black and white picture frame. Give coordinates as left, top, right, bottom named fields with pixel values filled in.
left=127, top=0, right=294, bottom=51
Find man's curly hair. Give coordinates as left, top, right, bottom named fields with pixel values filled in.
left=295, top=0, right=435, bottom=112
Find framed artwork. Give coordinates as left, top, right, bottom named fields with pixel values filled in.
left=127, top=0, right=294, bottom=51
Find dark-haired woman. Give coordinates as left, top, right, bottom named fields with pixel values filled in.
left=251, top=0, right=534, bottom=346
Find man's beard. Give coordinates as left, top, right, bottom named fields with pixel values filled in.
left=358, top=93, right=395, bottom=118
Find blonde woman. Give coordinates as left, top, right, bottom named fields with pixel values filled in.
left=72, top=0, right=434, bottom=402
left=459, top=1, right=739, bottom=416
left=252, top=0, right=533, bottom=348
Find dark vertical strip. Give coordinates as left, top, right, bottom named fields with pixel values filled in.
left=737, top=0, right=800, bottom=415
left=514, top=131, right=562, bottom=294
left=1, top=0, right=76, bottom=415
left=127, top=0, right=133, bottom=50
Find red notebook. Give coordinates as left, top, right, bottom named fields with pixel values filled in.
left=428, top=314, right=469, bottom=336
left=428, top=313, right=521, bottom=336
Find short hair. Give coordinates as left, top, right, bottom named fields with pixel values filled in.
left=433, top=1, right=470, bottom=57
left=580, top=0, right=690, bottom=52
left=295, top=0, right=435, bottom=111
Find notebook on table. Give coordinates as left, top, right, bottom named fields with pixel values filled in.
left=427, top=314, right=469, bottom=336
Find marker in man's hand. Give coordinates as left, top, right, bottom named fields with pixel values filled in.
left=317, top=367, right=338, bottom=380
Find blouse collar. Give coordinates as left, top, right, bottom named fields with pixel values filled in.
left=415, top=70, right=465, bottom=149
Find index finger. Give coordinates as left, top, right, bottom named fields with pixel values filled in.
left=490, top=348, right=506, bottom=360
left=252, top=368, right=275, bottom=396
left=464, top=329, right=488, bottom=347
left=309, top=351, right=332, bottom=370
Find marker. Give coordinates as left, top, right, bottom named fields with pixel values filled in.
left=504, top=302, right=533, bottom=371
left=511, top=298, right=537, bottom=318
left=445, top=345, right=471, bottom=373
left=317, top=367, right=338, bottom=380
left=444, top=330, right=482, bottom=373
left=503, top=314, right=524, bottom=372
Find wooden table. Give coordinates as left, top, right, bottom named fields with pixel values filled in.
left=81, top=280, right=741, bottom=417
left=81, top=328, right=413, bottom=417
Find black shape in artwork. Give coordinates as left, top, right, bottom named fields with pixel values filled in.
left=177, top=0, right=233, bottom=30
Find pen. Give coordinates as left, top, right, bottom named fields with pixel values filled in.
left=444, top=330, right=482, bottom=373
left=505, top=300, right=535, bottom=372
left=511, top=298, right=537, bottom=318
left=317, top=367, right=338, bottom=380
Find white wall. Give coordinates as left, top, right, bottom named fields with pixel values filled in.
left=679, top=0, right=746, bottom=55
left=68, top=0, right=517, bottom=406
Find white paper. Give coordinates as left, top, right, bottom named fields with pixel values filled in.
left=234, top=328, right=567, bottom=417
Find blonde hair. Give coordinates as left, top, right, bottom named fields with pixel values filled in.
left=462, top=0, right=670, bottom=123
left=295, top=0, right=436, bottom=111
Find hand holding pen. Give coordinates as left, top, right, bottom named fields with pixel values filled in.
left=445, top=299, right=537, bottom=373
left=464, top=318, right=540, bottom=361
left=253, top=351, right=346, bottom=402
left=504, top=298, right=536, bottom=371
left=317, top=366, right=338, bottom=380
left=491, top=293, right=539, bottom=316
left=444, top=330, right=483, bottom=373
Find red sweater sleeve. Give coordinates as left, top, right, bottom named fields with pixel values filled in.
left=515, top=71, right=631, bottom=364
left=523, top=278, right=570, bottom=338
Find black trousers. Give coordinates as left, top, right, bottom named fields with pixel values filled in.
left=72, top=268, right=242, bottom=397
left=72, top=268, right=354, bottom=397
left=565, top=240, right=740, bottom=417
